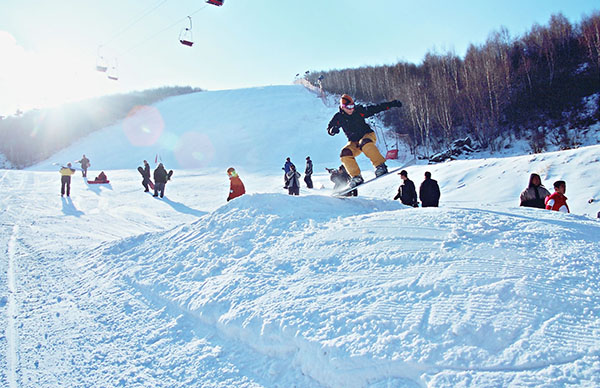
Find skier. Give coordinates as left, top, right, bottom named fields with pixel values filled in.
left=393, top=170, right=418, bottom=207
left=226, top=167, right=246, bottom=202
left=153, top=163, right=168, bottom=198
left=520, top=173, right=551, bottom=209
left=304, top=156, right=313, bottom=189
left=59, top=163, right=76, bottom=197
left=286, top=164, right=301, bottom=196
left=326, top=165, right=357, bottom=197
left=545, top=180, right=569, bottom=213
left=77, top=154, right=90, bottom=178
left=326, top=94, right=402, bottom=188
left=282, top=157, right=293, bottom=189
left=419, top=171, right=440, bottom=207
left=141, top=160, right=151, bottom=192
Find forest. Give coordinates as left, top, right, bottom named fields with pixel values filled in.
left=306, top=12, right=600, bottom=156
left=0, top=86, right=201, bottom=168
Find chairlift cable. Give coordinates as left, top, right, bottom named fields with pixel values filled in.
left=102, top=0, right=171, bottom=47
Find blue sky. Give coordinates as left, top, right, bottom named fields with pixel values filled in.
left=0, top=0, right=598, bottom=115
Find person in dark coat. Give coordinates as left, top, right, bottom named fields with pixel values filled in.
left=419, top=171, right=440, bottom=207
left=77, top=154, right=90, bottom=177
left=286, top=164, right=301, bottom=196
left=327, top=165, right=357, bottom=197
left=282, top=157, right=293, bottom=189
left=226, top=167, right=246, bottom=201
left=59, top=163, right=76, bottom=197
left=141, top=160, right=151, bottom=192
left=153, top=163, right=168, bottom=198
left=304, top=156, right=313, bottom=189
left=326, top=94, right=402, bottom=188
left=519, top=173, right=551, bottom=209
left=394, top=170, right=418, bottom=207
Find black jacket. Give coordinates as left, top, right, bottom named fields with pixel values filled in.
left=419, top=178, right=440, bottom=207
left=394, top=179, right=418, bottom=207
left=327, top=101, right=402, bottom=142
left=142, top=164, right=151, bottom=179
left=305, top=160, right=313, bottom=175
left=154, top=166, right=168, bottom=184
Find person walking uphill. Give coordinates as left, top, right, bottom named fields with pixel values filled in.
left=326, top=94, right=402, bottom=188
left=59, top=163, right=76, bottom=197
left=226, top=167, right=246, bottom=202
left=77, top=154, right=90, bottom=177
left=153, top=163, right=168, bottom=198
left=520, top=173, right=551, bottom=209
left=141, top=160, right=151, bottom=192
left=394, top=170, right=418, bottom=207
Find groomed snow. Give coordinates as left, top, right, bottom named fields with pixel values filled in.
left=2, top=85, right=600, bottom=387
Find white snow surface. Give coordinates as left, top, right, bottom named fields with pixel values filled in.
left=2, top=85, right=600, bottom=387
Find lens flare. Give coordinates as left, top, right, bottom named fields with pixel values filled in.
left=174, top=132, right=215, bottom=169
left=122, top=106, right=164, bottom=147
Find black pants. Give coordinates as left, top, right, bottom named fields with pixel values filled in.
left=61, top=176, right=71, bottom=196
left=82, top=168, right=87, bottom=177
left=154, top=182, right=165, bottom=197
left=288, top=185, right=299, bottom=195
left=304, top=174, right=313, bottom=189
left=142, top=178, right=150, bottom=191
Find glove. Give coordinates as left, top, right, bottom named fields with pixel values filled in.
left=327, top=126, right=340, bottom=136
left=391, top=100, right=402, bottom=108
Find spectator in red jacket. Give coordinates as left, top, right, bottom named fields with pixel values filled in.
left=227, top=167, right=246, bottom=202
left=545, top=180, right=569, bottom=213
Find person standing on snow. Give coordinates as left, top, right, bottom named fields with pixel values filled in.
left=141, top=160, right=152, bottom=192
left=59, top=163, right=76, bottom=197
left=304, top=156, right=313, bottom=189
left=394, top=170, right=418, bottom=207
left=326, top=94, right=402, bottom=188
left=282, top=157, right=293, bottom=189
left=77, top=154, right=90, bottom=178
left=153, top=163, right=168, bottom=198
left=226, top=167, right=246, bottom=202
left=419, top=171, right=440, bottom=207
left=286, top=164, right=301, bottom=196
left=545, top=180, right=570, bottom=213
left=520, top=173, right=551, bottom=209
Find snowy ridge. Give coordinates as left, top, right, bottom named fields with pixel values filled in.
left=77, top=194, right=600, bottom=387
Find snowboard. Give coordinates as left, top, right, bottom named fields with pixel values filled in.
left=332, top=167, right=404, bottom=197
left=137, top=166, right=155, bottom=190
left=167, top=170, right=173, bottom=181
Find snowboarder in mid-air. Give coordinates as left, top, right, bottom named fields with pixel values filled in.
left=326, top=94, right=402, bottom=189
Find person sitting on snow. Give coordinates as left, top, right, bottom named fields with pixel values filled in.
left=545, top=180, right=569, bottom=213
left=520, top=173, right=551, bottom=209
left=226, top=167, right=246, bottom=202
left=326, top=94, right=402, bottom=189
left=95, top=171, right=108, bottom=182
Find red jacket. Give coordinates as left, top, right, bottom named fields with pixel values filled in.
left=227, top=176, right=245, bottom=201
left=545, top=192, right=569, bottom=213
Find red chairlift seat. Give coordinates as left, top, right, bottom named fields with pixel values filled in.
left=179, top=16, right=194, bottom=47
left=206, top=0, right=224, bottom=6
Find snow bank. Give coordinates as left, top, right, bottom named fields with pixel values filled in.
left=80, top=194, right=600, bottom=387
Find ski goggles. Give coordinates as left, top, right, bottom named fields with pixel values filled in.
left=341, top=103, right=355, bottom=109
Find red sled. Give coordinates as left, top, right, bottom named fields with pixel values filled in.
left=87, top=180, right=110, bottom=184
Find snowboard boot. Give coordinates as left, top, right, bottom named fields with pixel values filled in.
left=375, top=163, right=388, bottom=177
left=348, top=174, right=364, bottom=188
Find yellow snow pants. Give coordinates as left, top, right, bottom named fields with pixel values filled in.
left=340, top=132, right=386, bottom=177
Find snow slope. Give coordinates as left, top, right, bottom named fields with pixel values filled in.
left=2, top=85, right=600, bottom=387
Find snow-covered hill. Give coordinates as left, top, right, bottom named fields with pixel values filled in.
left=2, top=85, right=600, bottom=387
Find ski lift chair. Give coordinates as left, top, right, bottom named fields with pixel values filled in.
left=179, top=16, right=194, bottom=47
left=206, top=0, right=224, bottom=6
left=107, top=59, right=119, bottom=81
left=96, top=46, right=108, bottom=72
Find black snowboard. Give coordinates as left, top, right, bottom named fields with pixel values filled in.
left=138, top=166, right=155, bottom=189
left=167, top=170, right=173, bottom=181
